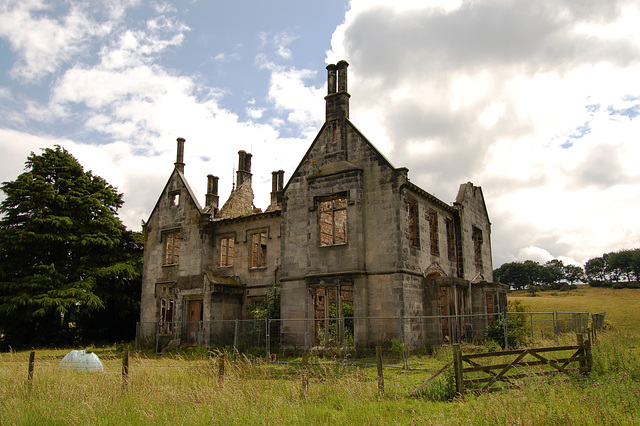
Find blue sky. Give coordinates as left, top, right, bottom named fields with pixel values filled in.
left=1, top=0, right=640, bottom=268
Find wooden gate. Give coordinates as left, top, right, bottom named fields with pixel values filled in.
left=453, top=334, right=592, bottom=394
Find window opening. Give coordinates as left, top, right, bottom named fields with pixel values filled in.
left=408, top=201, right=419, bottom=247
left=472, top=226, right=483, bottom=269
left=251, top=231, right=267, bottom=268
left=170, top=192, right=180, bottom=206
left=220, top=236, right=234, bottom=267
left=429, top=210, right=439, bottom=256
left=158, top=285, right=174, bottom=334
left=313, top=285, right=354, bottom=348
left=164, top=230, right=180, bottom=265
left=319, top=195, right=347, bottom=246
left=446, top=218, right=456, bottom=260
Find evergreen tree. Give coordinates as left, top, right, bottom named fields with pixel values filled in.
left=0, top=146, right=141, bottom=349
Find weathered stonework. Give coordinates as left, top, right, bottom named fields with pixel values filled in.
left=139, top=60, right=507, bottom=349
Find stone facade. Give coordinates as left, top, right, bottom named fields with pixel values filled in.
left=140, top=60, right=507, bottom=349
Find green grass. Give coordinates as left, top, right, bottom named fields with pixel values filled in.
left=1, top=331, right=639, bottom=425
left=510, top=285, right=640, bottom=334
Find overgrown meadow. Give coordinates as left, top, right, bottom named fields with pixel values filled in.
left=1, top=287, right=639, bottom=425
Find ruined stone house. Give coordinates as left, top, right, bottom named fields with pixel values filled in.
left=139, top=60, right=507, bottom=349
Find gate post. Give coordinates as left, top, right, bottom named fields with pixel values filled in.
left=453, top=343, right=463, bottom=394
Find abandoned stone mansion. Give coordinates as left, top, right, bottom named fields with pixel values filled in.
left=139, top=61, right=507, bottom=349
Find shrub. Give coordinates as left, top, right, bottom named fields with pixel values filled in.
left=485, top=300, right=530, bottom=348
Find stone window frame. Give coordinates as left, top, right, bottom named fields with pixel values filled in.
left=428, top=209, right=440, bottom=256
left=162, top=229, right=181, bottom=265
left=219, top=234, right=235, bottom=267
left=318, top=193, right=348, bottom=247
left=249, top=229, right=268, bottom=269
left=445, top=217, right=456, bottom=261
left=408, top=199, right=420, bottom=248
left=472, top=225, right=483, bottom=270
left=156, top=283, right=175, bottom=334
left=169, top=190, right=180, bottom=207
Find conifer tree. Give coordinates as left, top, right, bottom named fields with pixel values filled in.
left=0, top=146, right=141, bottom=348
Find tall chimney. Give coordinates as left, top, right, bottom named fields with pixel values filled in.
left=325, top=61, right=350, bottom=121
left=206, top=174, right=219, bottom=210
left=175, top=137, right=185, bottom=172
left=277, top=169, right=284, bottom=191
left=236, top=150, right=252, bottom=188
left=269, top=169, right=285, bottom=208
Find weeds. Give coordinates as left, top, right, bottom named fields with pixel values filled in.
left=1, top=332, right=639, bottom=424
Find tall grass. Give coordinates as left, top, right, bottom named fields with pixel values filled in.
left=1, top=332, right=639, bottom=425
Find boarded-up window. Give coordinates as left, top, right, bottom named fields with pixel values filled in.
left=473, top=226, right=483, bottom=269
left=429, top=210, right=439, bottom=256
left=408, top=201, right=419, bottom=247
left=164, top=231, right=180, bottom=265
left=251, top=231, right=267, bottom=268
left=446, top=218, right=456, bottom=260
left=220, top=236, right=234, bottom=267
left=319, top=195, right=347, bottom=246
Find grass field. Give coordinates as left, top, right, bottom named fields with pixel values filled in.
left=1, top=330, right=639, bottom=425
left=1, top=286, right=638, bottom=425
left=510, top=285, right=640, bottom=334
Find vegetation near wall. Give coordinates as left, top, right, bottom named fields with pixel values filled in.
left=0, top=146, right=142, bottom=350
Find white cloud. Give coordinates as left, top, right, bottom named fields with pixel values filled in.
left=0, top=1, right=114, bottom=82
left=326, top=0, right=640, bottom=266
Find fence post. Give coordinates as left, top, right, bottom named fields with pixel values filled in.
left=577, top=333, right=586, bottom=373
left=233, top=319, right=239, bottom=357
left=122, top=349, right=129, bottom=390
left=503, top=311, right=509, bottom=350
left=453, top=343, right=463, bottom=394
left=301, top=352, right=309, bottom=397
left=585, top=334, right=593, bottom=372
left=155, top=322, right=160, bottom=354
left=27, top=350, right=35, bottom=389
left=530, top=313, right=534, bottom=344
left=376, top=346, right=384, bottom=397
left=266, top=319, right=271, bottom=359
left=218, top=352, right=225, bottom=384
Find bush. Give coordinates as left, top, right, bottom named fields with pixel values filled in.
left=485, top=300, right=530, bottom=348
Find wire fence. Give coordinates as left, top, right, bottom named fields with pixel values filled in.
left=136, top=311, right=605, bottom=359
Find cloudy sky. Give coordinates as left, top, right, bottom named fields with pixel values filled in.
left=1, top=0, right=639, bottom=268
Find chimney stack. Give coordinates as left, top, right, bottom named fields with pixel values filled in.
left=325, top=60, right=350, bottom=121
left=269, top=169, right=285, bottom=208
left=175, top=137, right=185, bottom=172
left=206, top=174, right=219, bottom=211
left=236, top=150, right=252, bottom=188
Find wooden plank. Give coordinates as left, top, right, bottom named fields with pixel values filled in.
left=464, top=369, right=581, bottom=385
left=407, top=362, right=453, bottom=398
left=453, top=344, right=463, bottom=394
left=461, top=345, right=580, bottom=360
left=462, top=356, right=586, bottom=373
left=482, top=349, right=530, bottom=390
left=376, top=346, right=384, bottom=396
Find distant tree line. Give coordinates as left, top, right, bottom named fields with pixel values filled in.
left=494, top=248, right=640, bottom=290
left=584, top=249, right=640, bottom=288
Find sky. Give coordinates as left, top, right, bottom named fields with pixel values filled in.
left=1, top=0, right=639, bottom=269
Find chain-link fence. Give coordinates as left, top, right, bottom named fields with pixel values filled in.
left=136, top=310, right=604, bottom=357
